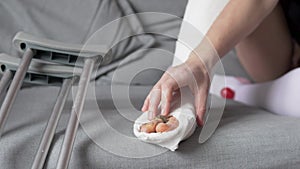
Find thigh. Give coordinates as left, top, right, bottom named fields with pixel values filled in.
left=235, top=4, right=293, bottom=82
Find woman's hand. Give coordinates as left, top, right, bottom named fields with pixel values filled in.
left=141, top=53, right=210, bottom=126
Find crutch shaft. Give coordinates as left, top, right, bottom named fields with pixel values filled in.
left=56, top=58, right=95, bottom=169
left=31, top=78, right=73, bottom=169
left=0, top=48, right=34, bottom=137
left=0, top=70, right=13, bottom=96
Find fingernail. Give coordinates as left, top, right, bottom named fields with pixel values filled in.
left=196, top=116, right=204, bottom=126
left=141, top=106, right=145, bottom=112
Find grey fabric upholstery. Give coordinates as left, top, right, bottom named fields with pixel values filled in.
left=127, top=0, right=188, bottom=17
left=0, top=0, right=156, bottom=82
left=1, top=85, right=300, bottom=169
left=0, top=0, right=299, bottom=169
left=0, top=0, right=188, bottom=85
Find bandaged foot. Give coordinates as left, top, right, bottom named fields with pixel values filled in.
left=134, top=88, right=197, bottom=151
left=140, top=115, right=179, bottom=133
left=210, top=68, right=300, bottom=117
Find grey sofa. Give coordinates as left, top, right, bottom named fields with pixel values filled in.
left=0, top=0, right=299, bottom=168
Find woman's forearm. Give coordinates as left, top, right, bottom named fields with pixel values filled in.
left=189, top=0, right=279, bottom=71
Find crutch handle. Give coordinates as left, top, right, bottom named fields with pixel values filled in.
left=13, top=32, right=112, bottom=67
left=0, top=53, right=81, bottom=85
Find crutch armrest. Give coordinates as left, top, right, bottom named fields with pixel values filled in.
left=13, top=32, right=112, bottom=66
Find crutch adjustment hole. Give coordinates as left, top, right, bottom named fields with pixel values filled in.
left=0, top=65, right=6, bottom=72
left=20, top=43, right=27, bottom=50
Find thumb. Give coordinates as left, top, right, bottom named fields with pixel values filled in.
left=194, top=87, right=208, bottom=126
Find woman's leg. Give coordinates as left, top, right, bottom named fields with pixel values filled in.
left=208, top=3, right=300, bottom=117
left=210, top=69, right=300, bottom=117
left=292, top=42, right=300, bottom=68
left=235, top=4, right=294, bottom=82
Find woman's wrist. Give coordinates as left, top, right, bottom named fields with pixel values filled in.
left=186, top=42, right=220, bottom=75
left=185, top=52, right=211, bottom=81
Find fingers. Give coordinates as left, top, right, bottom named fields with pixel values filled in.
left=142, top=73, right=166, bottom=111
left=194, top=91, right=205, bottom=126
left=161, top=83, right=174, bottom=116
left=148, top=89, right=161, bottom=120
left=141, top=63, right=209, bottom=124
left=141, top=95, right=150, bottom=112
left=141, top=82, right=162, bottom=112
left=142, top=70, right=178, bottom=118
left=194, top=84, right=209, bottom=126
